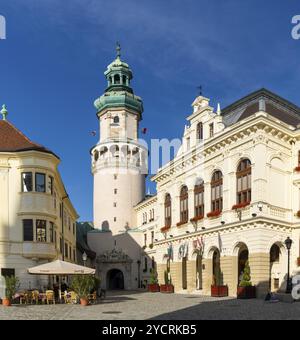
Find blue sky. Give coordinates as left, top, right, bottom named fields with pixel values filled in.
left=0, top=0, right=300, bottom=221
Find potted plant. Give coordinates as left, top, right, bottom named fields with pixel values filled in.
left=160, top=269, right=174, bottom=293
left=237, top=260, right=256, bottom=299
left=211, top=268, right=228, bottom=297
left=2, top=276, right=19, bottom=307
left=148, top=269, right=160, bottom=292
left=71, top=274, right=95, bottom=306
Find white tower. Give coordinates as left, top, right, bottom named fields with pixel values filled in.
left=92, top=45, right=147, bottom=235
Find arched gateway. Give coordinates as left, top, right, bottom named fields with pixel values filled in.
left=107, top=269, right=124, bottom=290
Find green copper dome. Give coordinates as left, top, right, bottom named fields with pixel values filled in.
left=94, top=43, right=143, bottom=118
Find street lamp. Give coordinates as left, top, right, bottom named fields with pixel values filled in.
left=82, top=251, right=87, bottom=267
left=284, top=237, right=293, bottom=294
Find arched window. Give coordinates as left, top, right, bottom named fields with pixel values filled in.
left=236, top=159, right=251, bottom=204
left=113, top=116, right=120, bottom=124
left=165, top=194, right=172, bottom=227
left=122, top=75, right=127, bottom=85
left=211, top=171, right=223, bottom=212
left=194, top=180, right=204, bottom=217
left=114, top=74, right=120, bottom=84
left=94, top=150, right=99, bottom=162
left=196, top=122, right=203, bottom=141
left=180, top=186, right=189, bottom=223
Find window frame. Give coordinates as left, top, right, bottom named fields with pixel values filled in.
left=164, top=194, right=172, bottom=227
left=236, top=159, right=251, bottom=205
left=180, top=186, right=189, bottom=223
left=36, top=219, right=47, bottom=243
left=21, top=172, right=33, bottom=192
left=211, top=171, right=223, bottom=212
left=194, top=181, right=204, bottom=217
left=35, top=173, right=46, bottom=193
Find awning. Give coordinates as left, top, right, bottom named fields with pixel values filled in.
left=28, top=260, right=95, bottom=275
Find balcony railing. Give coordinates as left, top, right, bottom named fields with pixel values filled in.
left=22, top=242, right=56, bottom=259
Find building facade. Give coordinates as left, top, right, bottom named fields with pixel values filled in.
left=87, top=49, right=300, bottom=297
left=0, top=108, right=78, bottom=297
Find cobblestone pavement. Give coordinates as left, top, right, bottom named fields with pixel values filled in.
left=0, top=291, right=299, bottom=320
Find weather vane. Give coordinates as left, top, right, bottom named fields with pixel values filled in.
left=116, top=42, right=121, bottom=58
left=197, top=85, right=203, bottom=96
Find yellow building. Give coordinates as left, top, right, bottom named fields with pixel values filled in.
left=0, top=106, right=78, bottom=295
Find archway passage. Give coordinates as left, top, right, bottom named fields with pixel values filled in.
left=107, top=269, right=124, bottom=290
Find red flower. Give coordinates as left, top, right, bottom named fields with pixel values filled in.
left=176, top=221, right=188, bottom=227
left=232, top=201, right=251, bottom=210
left=207, top=210, right=222, bottom=218
left=190, top=215, right=204, bottom=222
left=160, top=226, right=171, bottom=233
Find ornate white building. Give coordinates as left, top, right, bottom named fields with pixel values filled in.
left=88, top=48, right=300, bottom=297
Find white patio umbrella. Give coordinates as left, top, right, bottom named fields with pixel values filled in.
left=28, top=259, right=95, bottom=275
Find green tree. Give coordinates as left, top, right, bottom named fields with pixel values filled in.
left=4, top=276, right=19, bottom=300
left=239, top=260, right=252, bottom=287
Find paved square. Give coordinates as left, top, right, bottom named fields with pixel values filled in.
left=0, top=291, right=299, bottom=320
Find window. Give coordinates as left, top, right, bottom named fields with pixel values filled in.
left=298, top=150, right=300, bottom=166
left=48, top=176, right=54, bottom=195
left=209, top=123, right=214, bottom=137
left=73, top=249, right=76, bottom=262
left=114, top=189, right=117, bottom=194
left=49, top=222, right=54, bottom=243
left=73, top=223, right=75, bottom=235
left=114, top=74, right=120, bottom=84
left=144, top=233, right=147, bottom=246
left=68, top=216, right=71, bottom=231
left=113, top=116, right=120, bottom=124
left=114, top=217, right=117, bottom=222
left=186, top=137, right=190, bottom=150
left=1, top=268, right=15, bottom=277
left=23, top=219, right=33, bottom=241
left=69, top=246, right=72, bottom=259
left=113, top=202, right=117, bottom=207
left=54, top=231, right=57, bottom=248
left=236, top=159, right=251, bottom=204
left=60, top=237, right=63, bottom=253
left=144, top=257, right=148, bottom=272
left=151, top=231, right=154, bottom=244
left=36, top=220, right=47, bottom=242
left=35, top=173, right=46, bottom=192
left=122, top=75, right=127, bottom=85
left=194, top=180, right=204, bottom=217
left=54, top=192, right=57, bottom=210
left=165, top=194, right=172, bottom=227
left=65, top=243, right=68, bottom=258
left=60, top=203, right=63, bottom=218
left=196, top=122, right=203, bottom=141
left=211, top=171, right=223, bottom=212
left=114, top=174, right=118, bottom=180
left=22, top=172, right=33, bottom=192
left=180, top=186, right=189, bottom=223
left=94, top=150, right=99, bottom=162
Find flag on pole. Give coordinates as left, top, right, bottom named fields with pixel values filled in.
left=141, top=128, right=147, bottom=134
left=91, top=131, right=97, bottom=137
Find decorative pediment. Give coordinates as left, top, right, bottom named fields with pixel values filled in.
left=96, top=248, right=133, bottom=264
